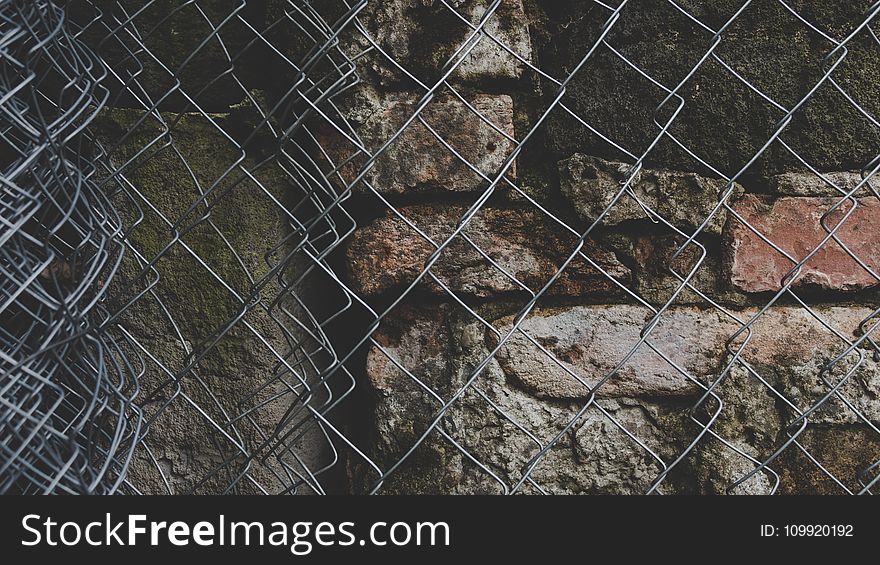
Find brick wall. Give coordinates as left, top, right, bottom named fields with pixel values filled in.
left=317, top=0, right=880, bottom=494
left=81, top=0, right=880, bottom=494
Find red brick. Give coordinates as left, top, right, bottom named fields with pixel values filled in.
left=726, top=194, right=880, bottom=292
left=345, top=204, right=630, bottom=298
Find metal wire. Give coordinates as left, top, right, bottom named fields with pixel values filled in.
left=1, top=0, right=879, bottom=494
left=1, top=0, right=137, bottom=494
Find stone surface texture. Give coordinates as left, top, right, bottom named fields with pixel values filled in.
left=559, top=154, right=741, bottom=235
left=769, top=171, right=878, bottom=197
left=344, top=204, right=629, bottom=298
left=320, top=89, right=516, bottom=194
left=541, top=1, right=880, bottom=174
left=95, top=108, right=330, bottom=494
left=78, top=0, right=270, bottom=111
left=345, top=0, right=533, bottom=84
left=359, top=304, right=692, bottom=494
left=359, top=304, right=880, bottom=493
left=726, top=194, right=880, bottom=292
left=87, top=0, right=880, bottom=495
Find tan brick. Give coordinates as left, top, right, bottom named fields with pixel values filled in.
left=320, top=90, right=515, bottom=194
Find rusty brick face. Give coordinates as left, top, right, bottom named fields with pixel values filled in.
left=725, top=194, right=880, bottom=293
left=344, top=204, right=629, bottom=298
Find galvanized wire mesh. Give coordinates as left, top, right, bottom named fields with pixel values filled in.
left=2, top=0, right=879, bottom=494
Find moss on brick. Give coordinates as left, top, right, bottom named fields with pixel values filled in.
left=538, top=0, right=880, bottom=175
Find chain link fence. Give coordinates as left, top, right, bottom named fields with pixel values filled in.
left=2, top=0, right=879, bottom=494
